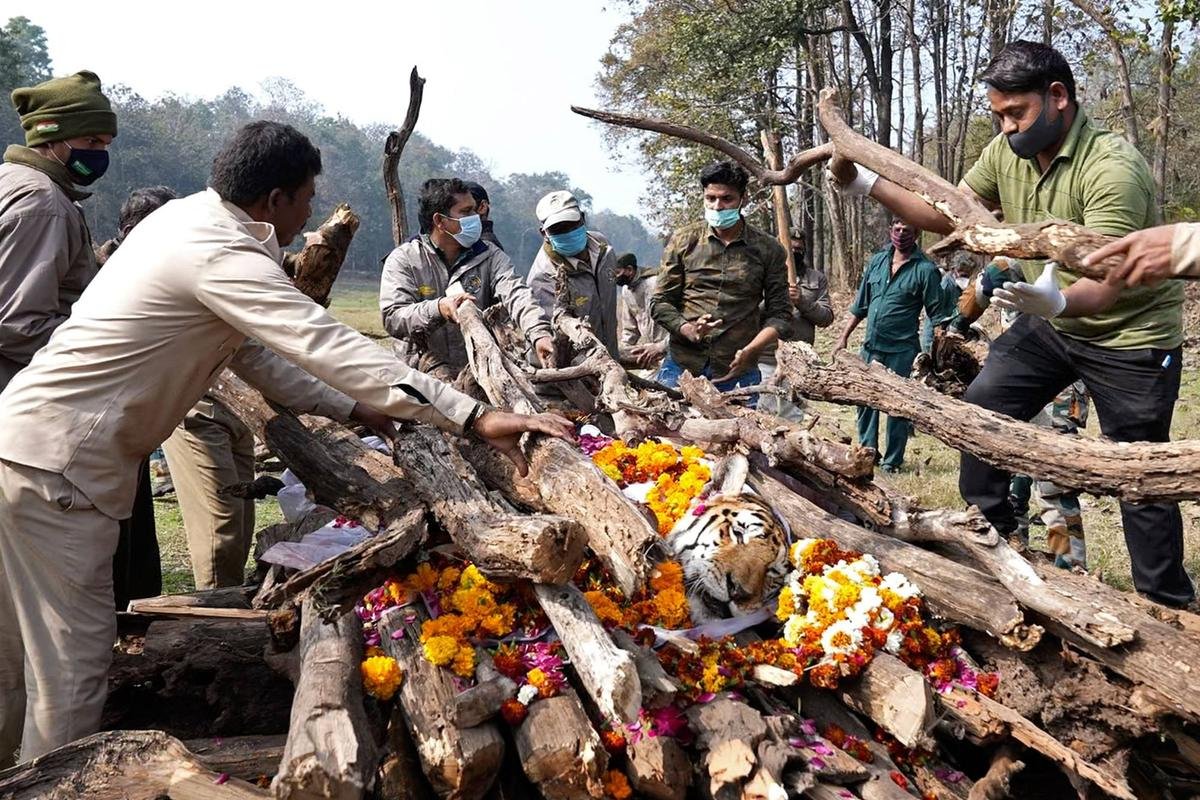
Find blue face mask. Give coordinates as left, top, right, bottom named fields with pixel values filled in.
left=63, top=147, right=109, bottom=186
left=705, top=207, right=741, bottom=230
left=548, top=226, right=588, bottom=256
left=447, top=213, right=482, bottom=247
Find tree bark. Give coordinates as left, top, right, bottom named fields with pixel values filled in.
left=384, top=67, right=425, bottom=246
left=512, top=693, right=608, bottom=800
left=778, top=341, right=1200, bottom=503
left=288, top=204, right=359, bottom=307
left=184, top=735, right=287, bottom=784
left=761, top=128, right=797, bottom=285
left=1067, top=0, right=1140, bottom=148
left=838, top=653, right=935, bottom=748
left=1154, top=16, right=1176, bottom=210
left=273, top=599, right=378, bottom=800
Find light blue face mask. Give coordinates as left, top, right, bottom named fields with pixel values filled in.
left=705, top=207, right=741, bottom=230
left=548, top=226, right=588, bottom=256
left=448, top=213, right=482, bottom=247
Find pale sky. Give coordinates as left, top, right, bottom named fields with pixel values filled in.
left=9, top=0, right=652, bottom=217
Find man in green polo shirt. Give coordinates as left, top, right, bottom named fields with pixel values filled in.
left=831, top=40, right=1191, bottom=607
left=651, top=160, right=792, bottom=395
left=833, top=219, right=949, bottom=472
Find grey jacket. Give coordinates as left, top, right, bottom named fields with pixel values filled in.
left=380, top=236, right=552, bottom=375
left=0, top=147, right=99, bottom=389
left=527, top=233, right=619, bottom=358
left=761, top=267, right=834, bottom=365
left=617, top=271, right=668, bottom=358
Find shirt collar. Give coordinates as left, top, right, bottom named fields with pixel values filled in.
left=423, top=233, right=485, bottom=269
left=206, top=188, right=283, bottom=264
left=3, top=144, right=91, bottom=202
left=707, top=219, right=747, bottom=245
left=1045, top=109, right=1091, bottom=168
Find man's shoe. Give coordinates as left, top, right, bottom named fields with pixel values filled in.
left=880, top=464, right=901, bottom=474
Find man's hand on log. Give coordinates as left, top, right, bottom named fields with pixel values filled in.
left=715, top=344, right=760, bottom=383
left=1087, top=224, right=1177, bottom=288
left=438, top=293, right=477, bottom=322
left=680, top=314, right=723, bottom=343
left=825, top=162, right=878, bottom=197
left=471, top=410, right=576, bottom=477
left=350, top=403, right=396, bottom=438
left=534, top=336, right=556, bottom=368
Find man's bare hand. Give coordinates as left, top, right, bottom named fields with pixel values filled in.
left=1087, top=224, right=1177, bottom=288
left=534, top=336, right=556, bottom=368
left=349, top=402, right=395, bottom=439
left=679, top=313, right=723, bottom=343
left=787, top=283, right=801, bottom=306
left=633, top=342, right=665, bottom=368
left=714, top=345, right=759, bottom=383
left=472, top=410, right=576, bottom=476
left=437, top=293, right=476, bottom=322
left=831, top=338, right=849, bottom=358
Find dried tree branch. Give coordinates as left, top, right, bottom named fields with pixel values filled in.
left=384, top=67, right=426, bottom=246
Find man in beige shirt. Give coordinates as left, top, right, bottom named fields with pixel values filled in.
left=0, top=121, right=571, bottom=764
left=615, top=252, right=668, bottom=370
left=1085, top=221, right=1200, bottom=287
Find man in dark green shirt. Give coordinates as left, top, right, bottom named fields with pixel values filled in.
left=833, top=219, right=948, bottom=472
left=831, top=41, right=1192, bottom=607
left=651, top=160, right=792, bottom=395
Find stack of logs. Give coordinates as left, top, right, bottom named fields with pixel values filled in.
left=3, top=209, right=1199, bottom=800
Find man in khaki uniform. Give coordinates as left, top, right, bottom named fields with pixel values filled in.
left=527, top=190, right=620, bottom=358
left=0, top=71, right=116, bottom=390
left=0, top=121, right=571, bottom=763
left=1084, top=221, right=1200, bottom=287
left=381, top=178, right=554, bottom=381
left=615, top=252, right=668, bottom=371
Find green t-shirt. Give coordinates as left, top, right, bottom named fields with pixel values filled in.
left=962, top=111, right=1183, bottom=350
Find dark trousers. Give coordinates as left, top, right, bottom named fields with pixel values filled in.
left=856, top=346, right=918, bottom=469
left=113, top=459, right=161, bottom=610
left=959, top=315, right=1192, bottom=606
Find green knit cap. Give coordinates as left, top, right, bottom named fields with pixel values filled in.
left=11, top=71, right=118, bottom=147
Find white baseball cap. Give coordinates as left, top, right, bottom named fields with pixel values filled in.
left=535, top=190, right=583, bottom=229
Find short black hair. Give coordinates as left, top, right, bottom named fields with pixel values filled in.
left=117, top=185, right=177, bottom=239
left=418, top=178, right=472, bottom=234
left=616, top=252, right=638, bottom=269
left=210, top=121, right=322, bottom=206
left=464, top=181, right=489, bottom=205
left=699, top=160, right=749, bottom=194
left=979, top=40, right=1077, bottom=104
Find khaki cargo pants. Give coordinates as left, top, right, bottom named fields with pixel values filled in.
left=0, top=460, right=119, bottom=765
left=162, top=397, right=255, bottom=590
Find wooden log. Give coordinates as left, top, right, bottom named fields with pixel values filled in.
left=512, top=693, right=608, bottom=800
left=967, top=745, right=1024, bottom=800
left=273, top=599, right=378, bottom=800
left=376, top=705, right=436, bottom=800
left=453, top=649, right=517, bottom=728
left=837, top=653, right=934, bottom=749
left=184, top=735, right=286, bottom=783
left=777, top=340, right=1200, bottom=503
left=458, top=300, right=658, bottom=594
left=126, top=604, right=268, bottom=621
left=289, top=204, right=360, bottom=307
left=611, top=629, right=680, bottom=709
left=749, top=470, right=1037, bottom=647
left=686, top=697, right=769, bottom=799
left=384, top=67, right=425, bottom=246
left=938, top=686, right=1136, bottom=800
left=379, top=606, right=504, bottom=799
left=627, top=736, right=692, bottom=800
left=0, top=730, right=269, bottom=799
left=128, top=586, right=254, bottom=611
left=532, top=583, right=641, bottom=723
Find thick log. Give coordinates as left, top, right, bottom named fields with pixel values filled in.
left=379, top=606, right=504, bottom=799
left=376, top=707, right=436, bottom=800
left=126, top=604, right=267, bottom=621
left=938, top=687, right=1136, bottom=800
left=513, top=693, right=608, bottom=800
left=184, top=735, right=286, bottom=783
left=627, top=735, right=691, bottom=800
left=686, top=697, right=770, bottom=799
left=105, top=618, right=293, bottom=739
left=127, top=586, right=254, bottom=611
left=778, top=340, right=1200, bottom=503
left=289, top=204, right=360, bottom=307
left=837, top=653, right=934, bottom=749
left=532, top=583, right=641, bottom=723
left=0, top=730, right=269, bottom=799
left=453, top=649, right=517, bottom=728
left=750, top=470, right=1037, bottom=647
left=611, top=629, right=680, bottom=709
left=458, top=300, right=658, bottom=594
left=273, top=599, right=377, bottom=800
left=384, top=67, right=425, bottom=246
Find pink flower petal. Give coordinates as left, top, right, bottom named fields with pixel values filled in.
left=214, top=773, right=230, bottom=785
left=391, top=629, right=405, bottom=640
left=809, top=757, right=827, bottom=771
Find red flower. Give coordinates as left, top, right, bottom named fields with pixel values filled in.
left=500, top=698, right=528, bottom=726
left=601, top=729, right=627, bottom=755
left=889, top=770, right=909, bottom=790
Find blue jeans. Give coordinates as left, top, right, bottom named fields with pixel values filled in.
left=655, top=352, right=761, bottom=404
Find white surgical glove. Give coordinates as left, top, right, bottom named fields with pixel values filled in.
left=825, top=163, right=879, bottom=197
left=992, top=262, right=1067, bottom=319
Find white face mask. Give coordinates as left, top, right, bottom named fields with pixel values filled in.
left=955, top=276, right=969, bottom=290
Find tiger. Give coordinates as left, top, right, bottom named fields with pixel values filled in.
left=663, top=491, right=790, bottom=623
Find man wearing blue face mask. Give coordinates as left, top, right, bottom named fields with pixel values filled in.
left=527, top=190, right=620, bottom=358
left=381, top=178, right=555, bottom=380
left=0, top=71, right=116, bottom=392
left=650, top=160, right=792, bottom=397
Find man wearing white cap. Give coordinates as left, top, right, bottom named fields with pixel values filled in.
left=527, top=190, right=619, bottom=358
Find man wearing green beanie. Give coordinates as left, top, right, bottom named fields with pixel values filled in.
left=0, top=70, right=117, bottom=392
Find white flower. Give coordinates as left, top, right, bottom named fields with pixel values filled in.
left=884, top=628, right=904, bottom=655
left=820, top=619, right=864, bottom=657
left=880, top=572, right=921, bottom=600
left=873, top=606, right=896, bottom=632
left=790, top=539, right=818, bottom=568
left=840, top=555, right=880, bottom=583
left=517, top=684, right=539, bottom=706
left=783, top=615, right=807, bottom=646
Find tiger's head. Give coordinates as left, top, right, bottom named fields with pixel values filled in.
left=664, top=492, right=789, bottom=622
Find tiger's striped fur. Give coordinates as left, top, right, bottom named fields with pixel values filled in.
left=664, top=492, right=789, bottom=623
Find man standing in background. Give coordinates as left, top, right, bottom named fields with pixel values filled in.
left=615, top=252, right=668, bottom=371
left=465, top=181, right=504, bottom=251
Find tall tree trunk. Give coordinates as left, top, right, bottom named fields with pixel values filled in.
left=1068, top=0, right=1140, bottom=148
left=907, top=0, right=925, bottom=164
left=1043, top=0, right=1055, bottom=43
left=878, top=0, right=895, bottom=148
left=1154, top=16, right=1176, bottom=211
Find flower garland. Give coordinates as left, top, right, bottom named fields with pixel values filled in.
left=493, top=641, right=567, bottom=725
left=580, top=560, right=692, bottom=631
left=590, top=439, right=711, bottom=534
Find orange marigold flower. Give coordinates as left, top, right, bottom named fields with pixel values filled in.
left=422, top=635, right=459, bottom=667
left=604, top=769, right=633, bottom=800
left=652, top=587, right=690, bottom=629
left=361, top=655, right=403, bottom=701
left=492, top=644, right=523, bottom=680
left=499, top=698, right=528, bottom=726
left=584, top=590, right=624, bottom=627
left=649, top=561, right=684, bottom=593
left=601, top=729, right=627, bottom=755
left=977, top=671, right=1000, bottom=698
left=451, top=646, right=476, bottom=679
left=437, top=566, right=462, bottom=591
left=405, top=562, right=439, bottom=595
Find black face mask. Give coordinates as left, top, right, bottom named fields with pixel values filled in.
left=62, top=147, right=110, bottom=185
left=614, top=272, right=634, bottom=287
left=1006, top=93, right=1065, bottom=160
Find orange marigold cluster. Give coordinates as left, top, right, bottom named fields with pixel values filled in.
left=360, top=655, right=403, bottom=701
left=603, top=769, right=632, bottom=800
left=591, top=440, right=711, bottom=534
